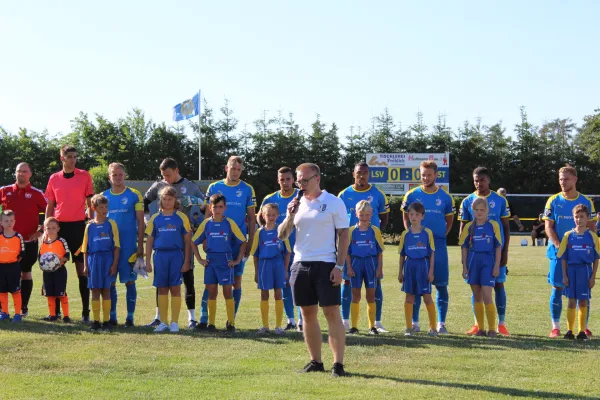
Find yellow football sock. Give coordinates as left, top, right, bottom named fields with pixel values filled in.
left=261, top=300, right=269, bottom=328
left=426, top=303, right=437, bottom=330
left=171, top=296, right=181, bottom=324
left=208, top=299, right=217, bottom=326
left=367, top=302, right=376, bottom=329
left=567, top=307, right=576, bottom=332
left=92, top=300, right=101, bottom=322
left=226, top=298, right=235, bottom=326
left=158, top=295, right=169, bottom=324
left=578, top=306, right=588, bottom=334
left=275, top=299, right=284, bottom=329
left=485, top=303, right=497, bottom=332
left=351, top=302, right=360, bottom=329
left=474, top=302, right=485, bottom=331
left=404, top=303, right=413, bottom=330
left=102, top=300, right=111, bottom=322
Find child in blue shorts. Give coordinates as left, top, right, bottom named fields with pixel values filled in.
left=558, top=204, right=599, bottom=340
left=346, top=200, right=384, bottom=335
left=459, top=197, right=502, bottom=337
left=192, top=194, right=247, bottom=333
left=145, top=187, right=191, bottom=333
left=81, top=195, right=120, bottom=332
left=251, top=203, right=291, bottom=335
left=398, top=202, right=437, bottom=336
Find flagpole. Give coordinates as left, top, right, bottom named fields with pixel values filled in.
left=198, top=89, right=202, bottom=181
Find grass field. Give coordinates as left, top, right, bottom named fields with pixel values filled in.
left=1, top=242, right=600, bottom=399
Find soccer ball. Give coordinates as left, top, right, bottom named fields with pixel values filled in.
left=39, top=252, right=61, bottom=272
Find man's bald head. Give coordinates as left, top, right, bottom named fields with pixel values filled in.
left=15, top=163, right=32, bottom=185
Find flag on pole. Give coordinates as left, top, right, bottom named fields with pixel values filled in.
left=172, top=92, right=200, bottom=121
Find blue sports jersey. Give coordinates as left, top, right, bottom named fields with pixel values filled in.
left=103, top=187, right=143, bottom=249
left=145, top=211, right=190, bottom=251
left=192, top=217, right=246, bottom=253
left=557, top=229, right=600, bottom=267
left=338, top=185, right=390, bottom=228
left=401, top=186, right=455, bottom=239
left=459, top=220, right=502, bottom=254
left=348, top=224, right=384, bottom=258
left=459, top=191, right=509, bottom=245
left=81, top=219, right=120, bottom=253
left=543, top=192, right=597, bottom=243
left=261, top=189, right=298, bottom=248
left=399, top=227, right=435, bottom=259
left=249, top=226, right=291, bottom=259
left=206, top=179, right=256, bottom=235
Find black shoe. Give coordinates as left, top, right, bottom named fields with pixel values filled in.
left=90, top=321, right=102, bottom=331
left=102, top=321, right=113, bottom=332
left=63, top=316, right=72, bottom=323
left=21, top=308, right=28, bottom=317
left=42, top=315, right=58, bottom=322
left=125, top=319, right=134, bottom=328
left=81, top=312, right=90, bottom=323
left=300, top=360, right=325, bottom=373
left=196, top=322, right=208, bottom=331
left=284, top=322, right=297, bottom=331
left=109, top=319, right=118, bottom=326
left=207, top=324, right=217, bottom=332
left=564, top=330, right=575, bottom=340
left=297, top=324, right=303, bottom=332
left=145, top=319, right=161, bottom=328
left=331, top=362, right=346, bottom=378
left=368, top=327, right=379, bottom=335
left=348, top=327, right=359, bottom=335
left=226, top=321, right=236, bottom=333
left=576, top=331, right=589, bottom=341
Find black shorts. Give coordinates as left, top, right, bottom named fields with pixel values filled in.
left=0, top=262, right=22, bottom=293
left=289, top=261, right=340, bottom=307
left=59, top=221, right=86, bottom=263
left=43, top=267, right=68, bottom=297
left=20, top=241, right=39, bottom=273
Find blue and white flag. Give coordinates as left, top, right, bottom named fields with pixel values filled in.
left=172, top=92, right=200, bottom=121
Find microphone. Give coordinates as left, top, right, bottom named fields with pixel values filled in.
left=290, top=189, right=304, bottom=214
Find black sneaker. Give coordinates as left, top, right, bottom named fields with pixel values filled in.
left=145, top=319, right=161, bottom=328
left=90, top=321, right=102, bottom=331
left=42, top=315, right=58, bottom=322
left=109, top=319, right=118, bottom=326
left=196, top=322, right=208, bottom=331
left=297, top=324, right=303, bottom=332
left=63, top=316, right=72, bottom=323
left=207, top=324, right=217, bottom=332
left=348, top=327, right=359, bottom=335
left=226, top=321, right=236, bottom=333
left=21, top=308, right=28, bottom=317
left=564, top=330, right=575, bottom=340
left=576, top=331, right=589, bottom=341
left=300, top=360, right=325, bottom=373
left=331, top=363, right=346, bottom=378
left=125, top=319, right=134, bottom=328
left=368, top=327, right=379, bottom=335
left=102, top=321, right=113, bottom=332
left=188, top=320, right=198, bottom=329
left=81, top=312, right=90, bottom=323
left=284, top=322, right=297, bottom=331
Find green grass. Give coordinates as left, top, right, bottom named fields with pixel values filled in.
left=2, top=242, right=600, bottom=399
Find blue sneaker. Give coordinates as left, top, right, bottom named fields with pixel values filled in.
left=12, top=314, right=22, bottom=323
left=0, top=313, right=10, bottom=321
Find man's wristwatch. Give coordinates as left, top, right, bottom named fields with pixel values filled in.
left=334, top=265, right=344, bottom=271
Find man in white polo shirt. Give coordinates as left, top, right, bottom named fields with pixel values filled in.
left=278, top=163, right=349, bottom=378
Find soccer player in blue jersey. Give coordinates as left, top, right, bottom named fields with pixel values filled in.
left=338, top=162, right=389, bottom=332
left=558, top=204, right=599, bottom=340
left=544, top=165, right=596, bottom=338
left=81, top=195, right=120, bottom=332
left=199, top=156, right=256, bottom=329
left=398, top=202, right=437, bottom=336
left=251, top=203, right=291, bottom=334
left=259, top=167, right=299, bottom=331
left=145, top=187, right=191, bottom=333
left=458, top=166, right=510, bottom=336
left=103, top=163, right=145, bottom=327
left=192, top=194, right=247, bottom=332
left=459, top=197, right=502, bottom=337
left=347, top=200, right=384, bottom=335
left=401, top=161, right=454, bottom=334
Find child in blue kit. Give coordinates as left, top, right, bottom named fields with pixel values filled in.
left=192, top=194, right=247, bottom=333
left=346, top=200, right=384, bottom=335
left=558, top=204, right=599, bottom=340
left=250, top=203, right=291, bottom=335
left=81, top=195, right=120, bottom=332
left=398, top=202, right=437, bottom=336
left=459, top=197, right=502, bottom=337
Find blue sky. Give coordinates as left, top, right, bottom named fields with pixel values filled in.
left=1, top=1, right=598, bottom=139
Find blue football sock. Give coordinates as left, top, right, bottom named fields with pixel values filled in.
left=550, top=287, right=562, bottom=322
left=282, top=286, right=295, bottom=320
left=495, top=285, right=507, bottom=323
left=233, top=288, right=242, bottom=315
left=412, top=295, right=422, bottom=323
left=297, top=307, right=303, bottom=323
left=375, top=280, right=383, bottom=321
left=110, top=285, right=117, bottom=321
left=436, top=285, right=449, bottom=323
left=200, top=289, right=209, bottom=324
left=341, top=283, right=352, bottom=319
left=126, top=283, right=136, bottom=321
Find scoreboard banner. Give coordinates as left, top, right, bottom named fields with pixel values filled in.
left=366, top=153, right=450, bottom=195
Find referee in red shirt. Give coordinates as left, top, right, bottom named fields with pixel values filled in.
left=0, top=162, right=47, bottom=316
left=45, top=145, right=94, bottom=321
